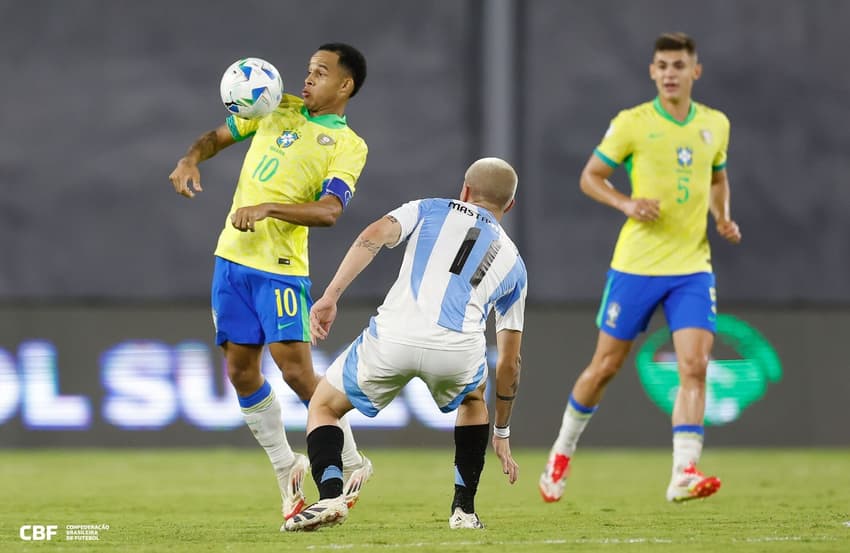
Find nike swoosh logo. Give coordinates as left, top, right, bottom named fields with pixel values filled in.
left=277, top=321, right=296, bottom=330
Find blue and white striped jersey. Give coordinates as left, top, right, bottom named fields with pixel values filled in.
left=371, top=198, right=527, bottom=350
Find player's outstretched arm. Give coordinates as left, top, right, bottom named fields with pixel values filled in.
left=579, top=155, right=660, bottom=222
left=231, top=195, right=344, bottom=232
left=309, top=215, right=402, bottom=343
left=492, top=329, right=522, bottom=484
left=710, top=169, right=741, bottom=244
left=169, top=124, right=236, bottom=198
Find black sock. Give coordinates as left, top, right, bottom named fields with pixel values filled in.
left=307, top=425, right=344, bottom=500
left=452, top=423, right=489, bottom=514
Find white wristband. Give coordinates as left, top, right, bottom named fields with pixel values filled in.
left=493, top=425, right=510, bottom=439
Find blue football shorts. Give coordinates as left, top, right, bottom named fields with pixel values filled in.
left=595, top=269, right=717, bottom=340
left=211, top=256, right=312, bottom=346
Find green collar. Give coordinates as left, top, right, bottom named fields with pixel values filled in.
left=653, top=97, right=696, bottom=126
left=300, top=105, right=347, bottom=129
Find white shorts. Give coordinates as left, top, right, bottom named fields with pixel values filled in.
left=324, top=329, right=488, bottom=417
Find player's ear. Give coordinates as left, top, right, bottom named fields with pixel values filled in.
left=503, top=198, right=515, bottom=214
left=340, top=76, right=354, bottom=98
left=460, top=183, right=471, bottom=202
left=692, top=61, right=703, bottom=81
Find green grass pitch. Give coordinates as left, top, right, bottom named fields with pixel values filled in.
left=1, top=448, right=848, bottom=552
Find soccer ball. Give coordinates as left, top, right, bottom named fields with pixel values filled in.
left=220, top=58, right=283, bottom=119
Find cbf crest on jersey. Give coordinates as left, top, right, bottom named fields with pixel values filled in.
left=676, top=146, right=693, bottom=167
left=276, top=130, right=300, bottom=148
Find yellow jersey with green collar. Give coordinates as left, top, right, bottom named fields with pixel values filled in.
left=594, top=97, right=729, bottom=275
left=214, top=94, right=367, bottom=276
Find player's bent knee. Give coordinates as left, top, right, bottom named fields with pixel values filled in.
left=590, top=354, right=626, bottom=380
left=280, top=363, right=317, bottom=385
left=460, top=395, right=485, bottom=409
left=225, top=358, right=261, bottom=385
left=460, top=386, right=486, bottom=407
left=227, top=366, right=252, bottom=385
left=268, top=343, right=318, bottom=397
left=457, top=387, right=487, bottom=418
left=307, top=381, right=354, bottom=431
left=678, top=372, right=707, bottom=388
left=282, top=371, right=318, bottom=401
left=677, top=353, right=709, bottom=378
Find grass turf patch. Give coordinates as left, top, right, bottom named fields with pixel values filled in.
left=1, top=448, right=848, bottom=552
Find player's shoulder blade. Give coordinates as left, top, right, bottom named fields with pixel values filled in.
left=415, top=197, right=451, bottom=218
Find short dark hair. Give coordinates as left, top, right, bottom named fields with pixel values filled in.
left=318, top=42, right=367, bottom=98
left=654, top=32, right=696, bottom=55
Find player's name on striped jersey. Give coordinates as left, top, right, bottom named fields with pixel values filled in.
left=448, top=200, right=496, bottom=226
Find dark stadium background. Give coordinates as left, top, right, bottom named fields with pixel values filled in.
left=1, top=0, right=847, bottom=448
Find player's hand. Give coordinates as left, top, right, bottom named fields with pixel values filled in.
left=492, top=435, right=519, bottom=484
left=623, top=198, right=660, bottom=222
left=716, top=218, right=741, bottom=244
left=169, top=158, right=203, bottom=198
left=231, top=204, right=270, bottom=232
left=309, top=295, right=338, bottom=345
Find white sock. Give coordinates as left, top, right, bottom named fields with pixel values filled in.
left=672, top=426, right=704, bottom=474
left=551, top=394, right=597, bottom=457
left=241, top=388, right=295, bottom=473
left=339, top=413, right=363, bottom=469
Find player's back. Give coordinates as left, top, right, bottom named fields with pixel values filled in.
left=372, top=198, right=527, bottom=351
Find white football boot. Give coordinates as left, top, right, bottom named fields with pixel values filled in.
left=449, top=507, right=485, bottom=529
left=342, top=453, right=373, bottom=508
left=284, top=496, right=349, bottom=532
left=666, top=462, right=721, bottom=502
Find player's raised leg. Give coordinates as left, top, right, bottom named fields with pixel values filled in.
left=269, top=330, right=372, bottom=509
left=665, top=327, right=721, bottom=502
left=540, top=332, right=632, bottom=502
left=449, top=386, right=489, bottom=529
left=224, top=342, right=307, bottom=522
left=285, top=377, right=355, bottom=532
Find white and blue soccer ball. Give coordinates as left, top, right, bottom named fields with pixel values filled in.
left=220, top=57, right=283, bottom=119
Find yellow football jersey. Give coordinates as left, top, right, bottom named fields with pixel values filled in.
left=214, top=93, right=368, bottom=276
left=595, top=97, right=729, bottom=275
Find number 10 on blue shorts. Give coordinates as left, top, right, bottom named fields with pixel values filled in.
left=211, top=257, right=313, bottom=345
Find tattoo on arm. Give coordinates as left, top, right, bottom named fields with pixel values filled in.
left=354, top=237, right=382, bottom=257
left=188, top=130, right=221, bottom=162
left=497, top=354, right=522, bottom=401
left=385, top=215, right=398, bottom=224
left=511, top=355, right=521, bottom=394
left=498, top=354, right=521, bottom=401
